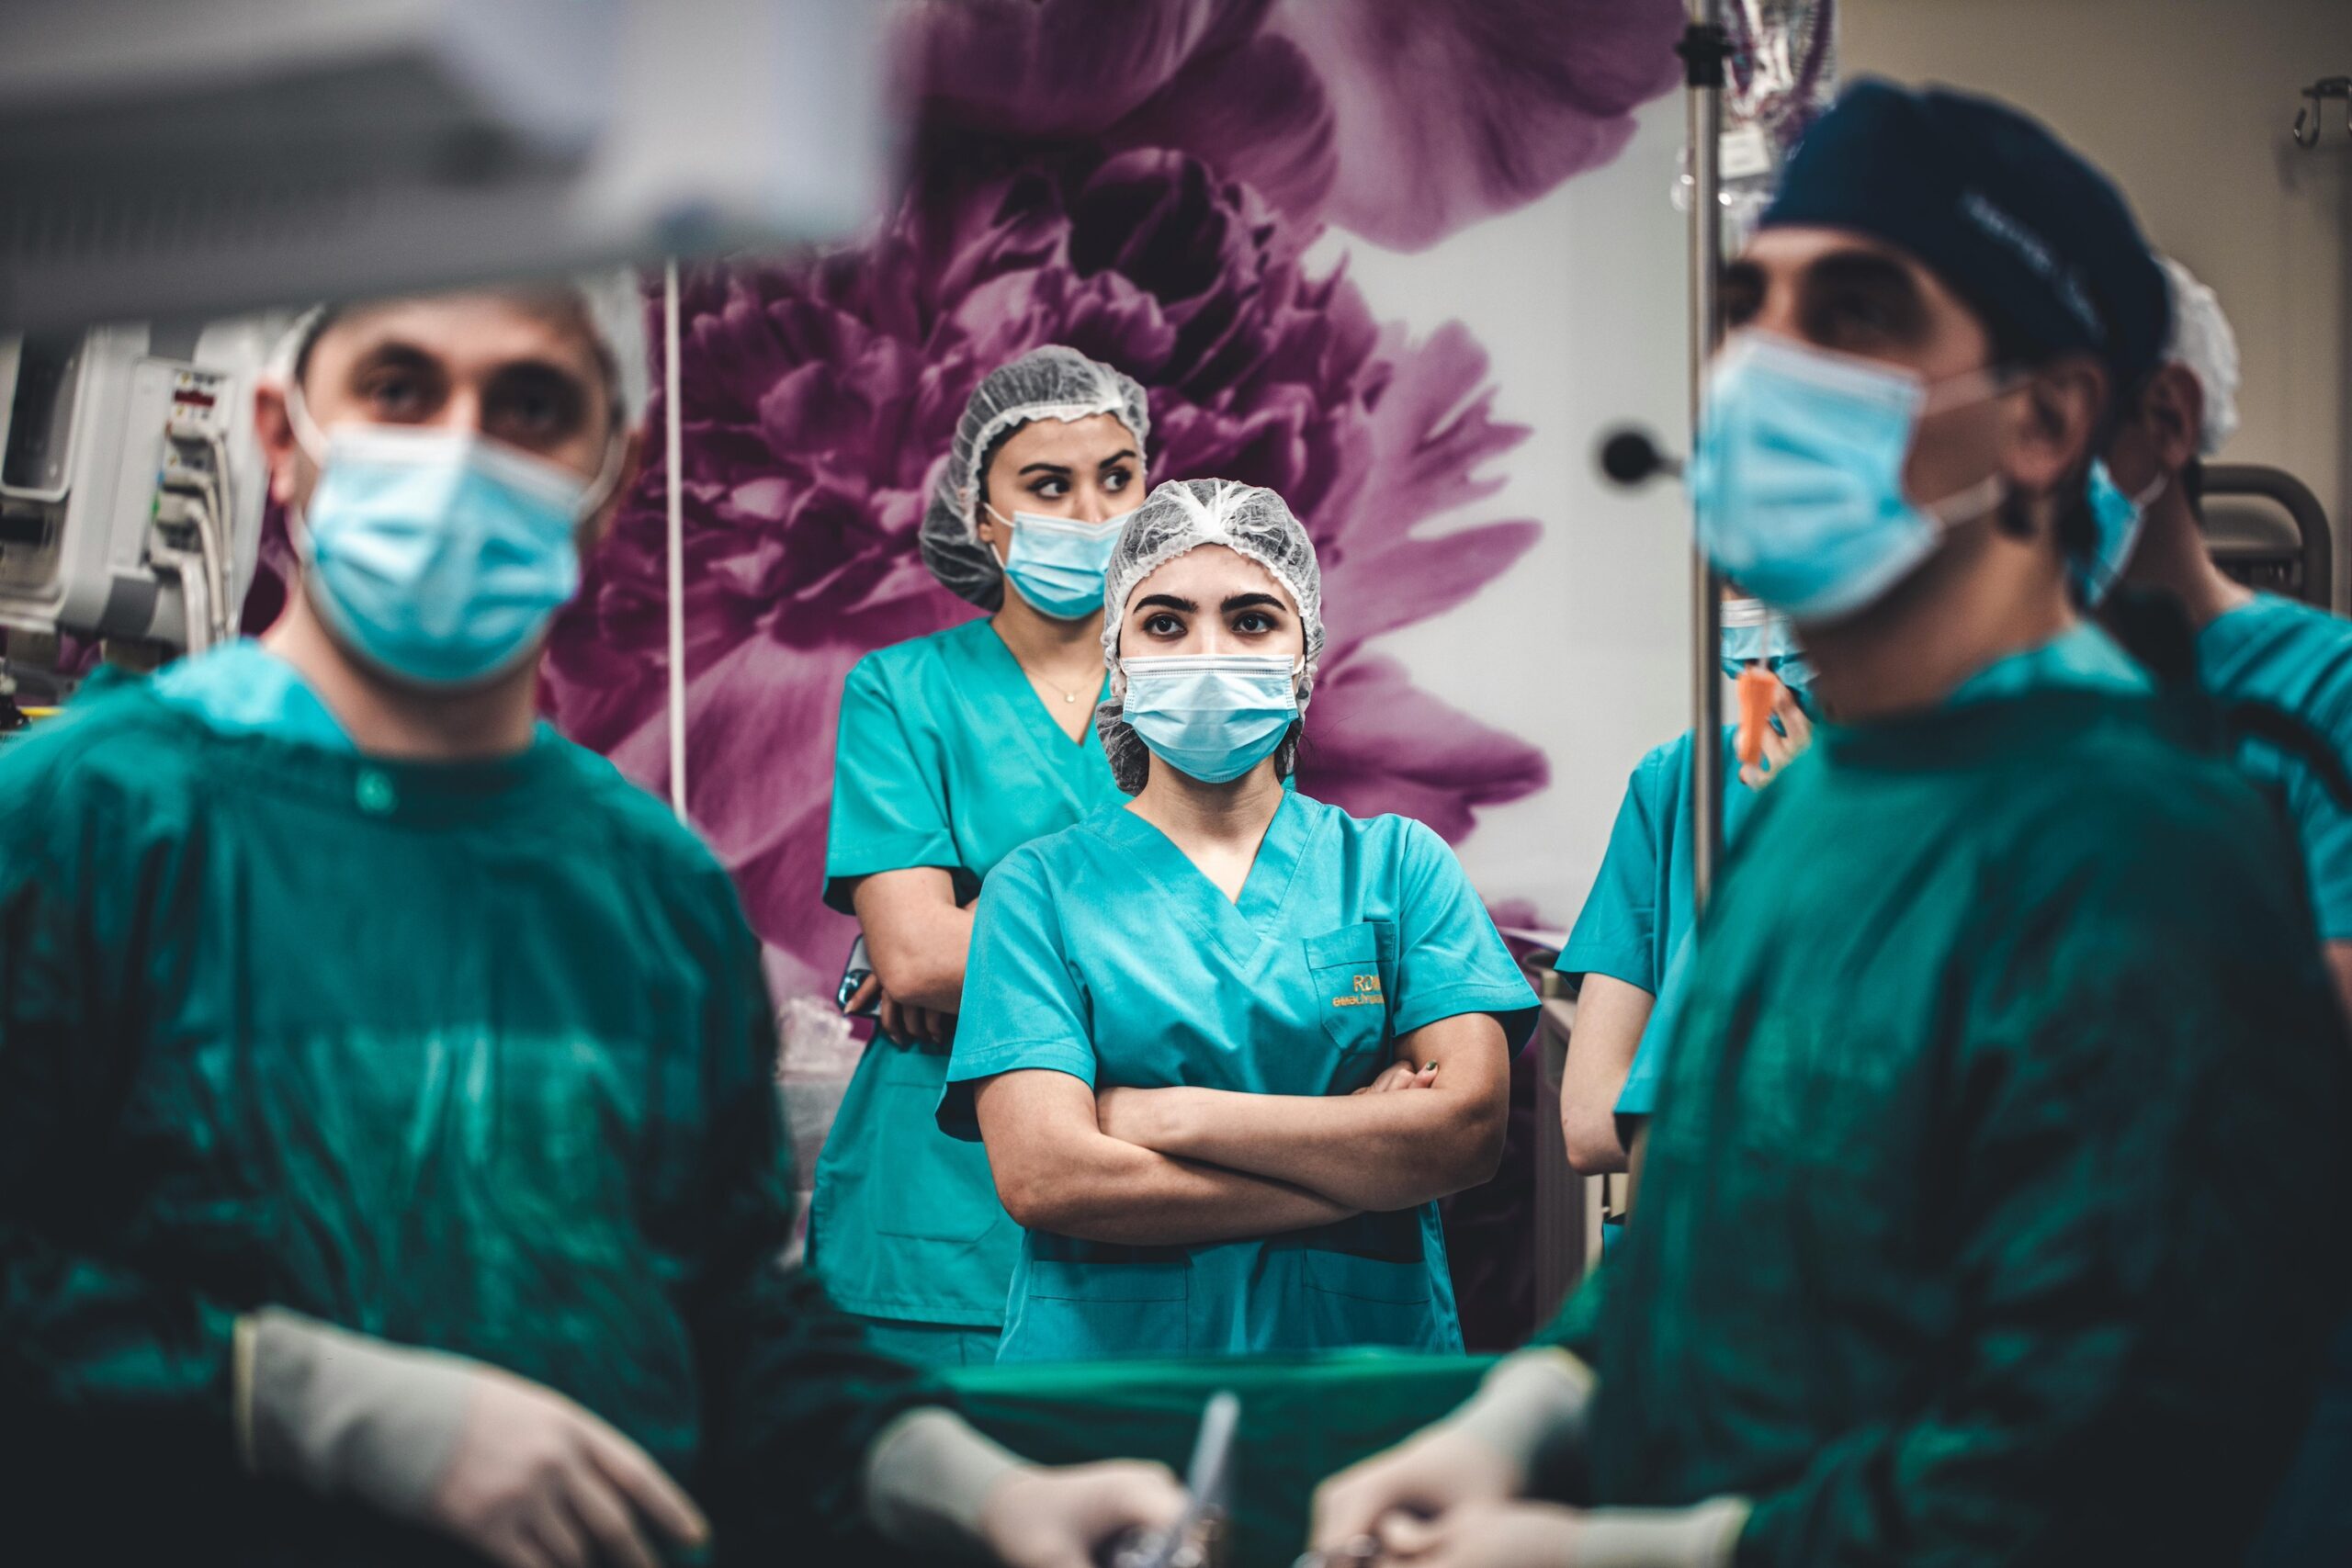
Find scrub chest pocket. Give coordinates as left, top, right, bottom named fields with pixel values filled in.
left=1306, top=921, right=1396, bottom=1055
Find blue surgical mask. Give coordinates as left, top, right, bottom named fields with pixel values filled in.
left=2076, top=460, right=2165, bottom=606
left=1119, top=652, right=1299, bottom=784
left=293, top=415, right=614, bottom=688
left=1719, top=596, right=1792, bottom=677
left=1691, top=335, right=2008, bottom=621
left=994, top=507, right=1132, bottom=621
left=1720, top=595, right=1814, bottom=696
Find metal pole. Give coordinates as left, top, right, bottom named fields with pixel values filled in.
left=663, top=259, right=690, bottom=825
left=1683, top=2, right=1729, bottom=907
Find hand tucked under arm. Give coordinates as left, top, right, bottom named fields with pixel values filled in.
left=1097, top=1012, right=1510, bottom=1212
left=975, top=1070, right=1358, bottom=1246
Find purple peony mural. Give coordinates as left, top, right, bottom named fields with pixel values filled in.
left=539, top=0, right=1681, bottom=1007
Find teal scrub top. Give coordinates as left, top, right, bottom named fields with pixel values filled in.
left=812, top=616, right=1123, bottom=1328
left=2199, top=593, right=2352, bottom=941
left=942, top=790, right=1539, bottom=1363
left=1613, top=623, right=2147, bottom=1118
left=1558, top=726, right=1756, bottom=998
left=1559, top=727, right=1757, bottom=1121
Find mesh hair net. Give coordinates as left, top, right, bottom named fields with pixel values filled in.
left=264, top=270, right=651, bottom=424
left=1095, top=479, right=1325, bottom=795
left=919, top=345, right=1152, bottom=608
left=2159, top=257, right=2240, bottom=457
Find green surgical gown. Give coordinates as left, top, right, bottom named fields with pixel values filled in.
left=0, top=662, right=921, bottom=1566
left=814, top=617, right=1123, bottom=1336
left=944, top=792, right=1538, bottom=1363
left=1548, top=680, right=2352, bottom=1565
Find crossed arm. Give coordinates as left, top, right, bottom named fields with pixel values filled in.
left=972, top=1012, right=1510, bottom=1247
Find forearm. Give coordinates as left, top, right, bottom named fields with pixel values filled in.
left=1125, top=1085, right=1502, bottom=1211
left=1561, top=976, right=1652, bottom=1175
left=999, top=1130, right=1355, bottom=1245
left=865, top=909, right=975, bottom=1011
left=852, top=873, right=976, bottom=1011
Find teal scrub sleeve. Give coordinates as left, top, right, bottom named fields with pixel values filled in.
left=685, top=904, right=933, bottom=1555
left=1614, top=932, right=1695, bottom=1118
left=1390, top=820, right=1540, bottom=1049
left=0, top=732, right=243, bottom=1484
left=937, top=851, right=1099, bottom=1137
left=2286, top=782, right=2352, bottom=942
left=824, top=653, right=958, bottom=914
left=1558, top=761, right=1663, bottom=992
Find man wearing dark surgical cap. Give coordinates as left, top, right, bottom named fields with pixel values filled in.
left=1309, top=80, right=2351, bottom=1568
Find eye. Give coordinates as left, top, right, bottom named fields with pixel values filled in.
left=1028, top=475, right=1070, bottom=500
left=1141, top=612, right=1184, bottom=637
left=1101, top=465, right=1134, bottom=493
left=1721, top=276, right=1762, bottom=329
left=486, top=370, right=586, bottom=449
left=359, top=368, right=435, bottom=423
left=1804, top=288, right=1901, bottom=350
left=1232, top=610, right=1276, bottom=635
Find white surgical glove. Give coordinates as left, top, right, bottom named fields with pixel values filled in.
left=1309, top=1349, right=1596, bottom=1554
left=237, top=1308, right=708, bottom=1568
left=1373, top=1497, right=1749, bottom=1568
left=865, top=1406, right=1186, bottom=1568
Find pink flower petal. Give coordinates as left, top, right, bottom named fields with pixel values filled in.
left=1263, top=0, right=1683, bottom=250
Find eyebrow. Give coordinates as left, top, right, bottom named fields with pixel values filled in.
left=342, top=340, right=592, bottom=392
left=343, top=341, right=442, bottom=379
left=1222, top=592, right=1286, bottom=613
left=1804, top=248, right=1929, bottom=336
left=1135, top=592, right=1196, bottom=613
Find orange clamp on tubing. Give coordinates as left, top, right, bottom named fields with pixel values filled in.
left=1736, top=666, right=1781, bottom=768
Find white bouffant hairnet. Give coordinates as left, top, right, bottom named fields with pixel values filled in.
left=264, top=270, right=652, bottom=423
left=1096, top=479, right=1325, bottom=794
left=919, top=344, right=1152, bottom=608
left=2160, top=256, right=2240, bottom=457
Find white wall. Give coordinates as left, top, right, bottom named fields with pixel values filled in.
left=1310, top=94, right=1694, bottom=931
left=1846, top=0, right=2352, bottom=600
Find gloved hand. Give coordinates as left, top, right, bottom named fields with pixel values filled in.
left=865, top=1406, right=1186, bottom=1568
left=978, top=1460, right=1190, bottom=1568
left=238, top=1308, right=708, bottom=1568
left=1309, top=1350, right=1593, bottom=1555
left=1374, top=1498, right=1750, bottom=1568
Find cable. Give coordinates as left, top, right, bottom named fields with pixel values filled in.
left=663, top=260, right=689, bottom=825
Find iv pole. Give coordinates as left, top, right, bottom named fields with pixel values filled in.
left=1682, top=1, right=1731, bottom=906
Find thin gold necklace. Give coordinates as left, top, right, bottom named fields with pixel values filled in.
left=1023, top=662, right=1091, bottom=705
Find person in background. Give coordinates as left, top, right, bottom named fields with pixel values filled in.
left=1309, top=81, right=2350, bottom=1568
left=0, top=285, right=1182, bottom=1567
left=812, top=345, right=1146, bottom=1368
left=944, top=479, right=1537, bottom=1363
left=2095, top=258, right=2352, bottom=1568
left=1555, top=589, right=1809, bottom=1175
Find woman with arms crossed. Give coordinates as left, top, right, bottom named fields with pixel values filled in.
left=812, top=346, right=1147, bottom=1366
left=943, top=479, right=1538, bottom=1362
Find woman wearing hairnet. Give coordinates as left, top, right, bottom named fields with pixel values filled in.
left=811, top=345, right=1148, bottom=1366
left=939, top=479, right=1538, bottom=1362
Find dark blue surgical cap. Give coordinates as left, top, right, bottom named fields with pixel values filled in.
left=1762, top=78, right=2170, bottom=394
